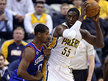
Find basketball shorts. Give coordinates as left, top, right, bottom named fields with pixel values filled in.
left=46, top=65, right=74, bottom=81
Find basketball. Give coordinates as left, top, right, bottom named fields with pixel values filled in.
left=86, top=0, right=100, bottom=17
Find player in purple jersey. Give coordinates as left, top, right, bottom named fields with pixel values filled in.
left=9, top=24, right=50, bottom=81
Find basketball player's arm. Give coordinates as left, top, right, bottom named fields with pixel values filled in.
left=80, top=22, right=104, bottom=48
left=53, top=2, right=87, bottom=39
left=53, top=23, right=79, bottom=40
left=17, top=47, right=43, bottom=81
left=53, top=25, right=65, bottom=37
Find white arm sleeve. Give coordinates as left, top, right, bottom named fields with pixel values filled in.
left=70, top=20, right=82, bottom=31
left=24, top=14, right=34, bottom=33
left=63, top=20, right=82, bottom=39
left=27, top=0, right=35, bottom=13
left=46, top=14, right=53, bottom=34
left=6, top=0, right=17, bottom=15
left=63, top=29, right=76, bottom=39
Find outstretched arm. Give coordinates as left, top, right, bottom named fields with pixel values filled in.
left=81, top=27, right=104, bottom=48
left=81, top=18, right=104, bottom=48
left=81, top=8, right=104, bottom=48
left=17, top=47, right=43, bottom=81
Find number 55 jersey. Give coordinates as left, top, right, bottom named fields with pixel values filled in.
left=46, top=23, right=82, bottom=81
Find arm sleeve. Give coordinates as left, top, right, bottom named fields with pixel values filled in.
left=24, top=14, right=34, bottom=33
left=46, top=15, right=53, bottom=34
left=1, top=42, right=9, bottom=60
left=62, top=20, right=82, bottom=39
left=6, top=0, right=17, bottom=15
left=27, top=0, right=35, bottom=13
left=6, top=10, right=13, bottom=31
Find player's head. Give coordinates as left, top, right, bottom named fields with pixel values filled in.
left=66, top=8, right=80, bottom=27
left=0, top=53, right=5, bottom=68
left=0, top=0, right=6, bottom=13
left=34, top=24, right=49, bottom=43
left=13, top=27, right=24, bottom=42
left=34, top=1, right=45, bottom=15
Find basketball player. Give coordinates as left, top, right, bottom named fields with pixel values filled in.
left=45, top=2, right=104, bottom=81
left=9, top=24, right=50, bottom=81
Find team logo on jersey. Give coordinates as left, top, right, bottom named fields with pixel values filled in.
left=34, top=55, right=44, bottom=65
left=36, top=51, right=39, bottom=55
left=61, top=38, right=80, bottom=48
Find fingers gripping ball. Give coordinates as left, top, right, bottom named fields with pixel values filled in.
left=86, top=0, right=100, bottom=17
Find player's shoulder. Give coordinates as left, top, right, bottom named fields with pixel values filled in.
left=24, top=46, right=35, bottom=55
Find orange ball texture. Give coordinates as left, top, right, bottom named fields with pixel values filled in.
left=86, top=0, right=100, bottom=17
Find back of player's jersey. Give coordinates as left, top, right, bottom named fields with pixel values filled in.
left=10, top=42, right=44, bottom=81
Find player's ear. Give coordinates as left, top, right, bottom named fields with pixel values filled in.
left=37, top=32, right=41, bottom=37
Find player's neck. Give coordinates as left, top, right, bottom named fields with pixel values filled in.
left=32, top=38, right=42, bottom=50
left=66, top=22, right=71, bottom=28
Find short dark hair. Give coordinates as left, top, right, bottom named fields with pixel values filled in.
left=34, top=24, right=49, bottom=36
left=34, top=1, right=45, bottom=6
left=0, top=53, right=5, bottom=59
left=67, top=8, right=80, bottom=17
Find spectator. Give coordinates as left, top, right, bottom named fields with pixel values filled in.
left=52, top=3, right=70, bottom=28
left=0, top=0, right=13, bottom=47
left=6, top=0, right=35, bottom=30
left=1, top=27, right=27, bottom=64
left=0, top=53, right=10, bottom=81
left=95, top=0, right=108, bottom=19
left=35, top=0, right=59, bottom=17
left=70, top=39, right=95, bottom=81
left=72, top=0, right=82, bottom=13
left=24, top=1, right=53, bottom=35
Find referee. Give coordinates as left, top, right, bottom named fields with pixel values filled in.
left=70, top=39, right=95, bottom=81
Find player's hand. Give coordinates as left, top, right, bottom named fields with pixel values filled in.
left=35, top=71, right=43, bottom=81
left=43, top=48, right=51, bottom=58
left=43, top=43, right=51, bottom=58
left=79, top=2, right=88, bottom=21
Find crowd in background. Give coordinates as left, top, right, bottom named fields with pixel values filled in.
left=0, top=0, right=108, bottom=81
